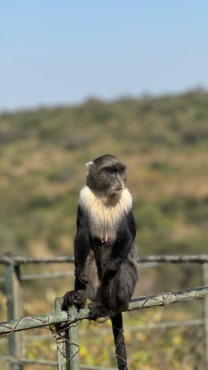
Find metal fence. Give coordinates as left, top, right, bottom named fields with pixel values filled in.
left=0, top=254, right=208, bottom=370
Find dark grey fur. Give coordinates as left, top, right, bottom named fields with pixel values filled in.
left=62, top=154, right=138, bottom=370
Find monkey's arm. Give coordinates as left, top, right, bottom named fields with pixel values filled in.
left=103, top=211, right=136, bottom=273
left=74, top=205, right=91, bottom=287
left=62, top=206, right=90, bottom=310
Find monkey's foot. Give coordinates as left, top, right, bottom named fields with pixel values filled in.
left=62, top=289, right=86, bottom=311
left=89, top=302, right=112, bottom=320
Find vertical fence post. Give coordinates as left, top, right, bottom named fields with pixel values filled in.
left=203, top=263, right=208, bottom=370
left=55, top=298, right=80, bottom=370
left=5, top=255, right=24, bottom=370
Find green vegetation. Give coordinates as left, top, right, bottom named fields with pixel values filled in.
left=0, top=89, right=208, bottom=368
left=1, top=89, right=208, bottom=260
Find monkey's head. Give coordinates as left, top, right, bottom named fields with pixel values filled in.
left=85, top=154, right=127, bottom=197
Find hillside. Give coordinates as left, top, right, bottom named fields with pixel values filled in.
left=0, top=89, right=208, bottom=260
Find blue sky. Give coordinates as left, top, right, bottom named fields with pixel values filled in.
left=1, top=1, right=208, bottom=111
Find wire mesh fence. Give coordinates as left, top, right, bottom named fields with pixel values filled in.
left=0, top=254, right=208, bottom=370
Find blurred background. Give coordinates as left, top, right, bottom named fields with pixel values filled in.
left=1, top=1, right=208, bottom=369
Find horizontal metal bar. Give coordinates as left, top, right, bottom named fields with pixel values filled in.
left=0, top=256, right=75, bottom=265
left=80, top=366, right=116, bottom=370
left=11, top=318, right=205, bottom=344
left=0, top=285, right=208, bottom=336
left=138, top=255, right=208, bottom=264
left=86, top=318, right=205, bottom=335
left=1, top=254, right=207, bottom=283
left=21, top=358, right=57, bottom=366
left=24, top=318, right=204, bottom=342
left=0, top=356, right=57, bottom=366
left=1, top=254, right=208, bottom=266
left=21, top=271, right=73, bottom=281
left=23, top=334, right=53, bottom=341
left=0, top=356, right=116, bottom=369
left=118, top=318, right=205, bottom=332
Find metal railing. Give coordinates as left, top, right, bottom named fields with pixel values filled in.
left=0, top=254, right=208, bottom=369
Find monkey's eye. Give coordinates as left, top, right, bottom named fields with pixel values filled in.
left=105, top=168, right=116, bottom=175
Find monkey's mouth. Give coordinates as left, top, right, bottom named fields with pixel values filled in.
left=109, top=187, right=123, bottom=195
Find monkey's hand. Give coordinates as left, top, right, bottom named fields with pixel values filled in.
left=61, top=290, right=87, bottom=311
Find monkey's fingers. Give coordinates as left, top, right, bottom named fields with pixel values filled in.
left=61, top=290, right=86, bottom=310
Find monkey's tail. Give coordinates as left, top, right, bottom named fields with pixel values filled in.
left=111, top=313, right=128, bottom=370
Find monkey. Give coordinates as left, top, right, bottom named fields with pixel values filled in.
left=62, top=154, right=138, bottom=370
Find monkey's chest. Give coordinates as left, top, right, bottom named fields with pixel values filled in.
left=87, top=204, right=121, bottom=244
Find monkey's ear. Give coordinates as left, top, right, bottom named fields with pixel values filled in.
left=85, top=161, right=93, bottom=173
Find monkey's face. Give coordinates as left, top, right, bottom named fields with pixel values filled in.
left=86, top=154, right=127, bottom=197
